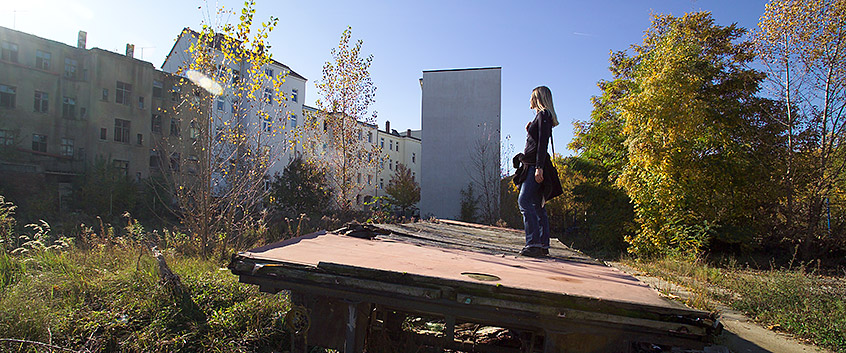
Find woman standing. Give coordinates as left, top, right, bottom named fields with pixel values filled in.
left=518, top=86, right=558, bottom=257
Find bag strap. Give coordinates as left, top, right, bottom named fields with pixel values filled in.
left=540, top=110, right=554, bottom=162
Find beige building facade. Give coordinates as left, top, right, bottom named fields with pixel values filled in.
left=0, top=26, right=189, bottom=184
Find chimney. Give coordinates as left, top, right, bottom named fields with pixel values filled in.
left=77, top=31, right=87, bottom=49
left=385, top=120, right=390, bottom=133
left=406, top=129, right=411, bottom=137
left=125, top=44, right=135, bottom=58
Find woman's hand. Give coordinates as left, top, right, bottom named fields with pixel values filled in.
left=535, top=168, right=544, bottom=183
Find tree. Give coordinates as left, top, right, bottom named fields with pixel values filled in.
left=309, top=27, right=379, bottom=211
left=154, top=0, right=290, bottom=256
left=459, top=183, right=479, bottom=223
left=384, top=163, right=420, bottom=216
left=572, top=13, right=785, bottom=257
left=268, top=157, right=332, bottom=220
left=755, top=0, right=846, bottom=253
left=75, top=158, right=138, bottom=221
left=466, top=123, right=501, bottom=225
left=618, top=13, right=785, bottom=257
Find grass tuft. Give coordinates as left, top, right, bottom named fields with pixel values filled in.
left=0, top=246, right=290, bottom=352
left=627, top=257, right=846, bottom=352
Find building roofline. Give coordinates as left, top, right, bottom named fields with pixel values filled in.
left=422, top=67, right=501, bottom=73
left=163, top=27, right=307, bottom=81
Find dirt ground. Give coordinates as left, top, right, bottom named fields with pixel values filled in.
left=610, top=262, right=830, bottom=353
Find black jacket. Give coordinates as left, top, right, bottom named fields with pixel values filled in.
left=512, top=153, right=563, bottom=203
left=523, top=110, right=553, bottom=167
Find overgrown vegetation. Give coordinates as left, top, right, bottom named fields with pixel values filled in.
left=0, top=197, right=290, bottom=352
left=627, top=257, right=846, bottom=352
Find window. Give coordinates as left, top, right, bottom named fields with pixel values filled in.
left=263, top=88, right=273, bottom=104
left=232, top=70, right=240, bottom=84
left=99, top=128, right=107, bottom=140
left=357, top=173, right=362, bottom=184
left=292, top=89, right=298, bottom=102
left=102, top=88, right=108, bottom=101
left=412, top=152, right=416, bottom=163
left=264, top=68, right=273, bottom=77
left=113, top=160, right=129, bottom=176
left=396, top=161, right=399, bottom=170
left=389, top=159, right=393, bottom=170
left=0, top=130, right=13, bottom=146
left=171, top=85, right=179, bottom=102
left=190, top=121, right=199, bottom=139
left=380, top=138, right=384, bottom=148
left=231, top=99, right=238, bottom=114
left=80, top=107, right=86, bottom=119
left=263, top=116, right=272, bottom=132
left=116, top=81, right=131, bottom=104
left=169, top=152, right=180, bottom=172
left=64, top=58, right=78, bottom=79
left=170, top=118, right=181, bottom=136
left=368, top=132, right=373, bottom=143
left=136, top=133, right=143, bottom=145
left=358, top=131, right=363, bottom=141
left=114, top=119, right=130, bottom=143
left=356, top=195, right=361, bottom=205
left=217, top=96, right=224, bottom=111
left=289, top=113, right=297, bottom=128
left=390, top=140, right=393, bottom=150
left=34, top=91, right=48, bottom=113
left=35, top=50, right=51, bottom=70
left=60, top=138, right=74, bottom=157
left=149, top=150, right=160, bottom=169
left=62, top=97, right=76, bottom=119
left=32, top=134, right=47, bottom=152
left=412, top=172, right=415, bottom=180
left=396, top=143, right=400, bottom=151
left=1, top=42, right=18, bottom=62
left=151, top=114, right=162, bottom=133
left=152, top=80, right=163, bottom=98
left=138, top=96, right=144, bottom=109
left=380, top=179, right=384, bottom=190
left=0, top=84, right=15, bottom=108
left=368, top=175, right=372, bottom=185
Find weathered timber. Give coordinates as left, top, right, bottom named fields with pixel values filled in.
left=229, top=220, right=721, bottom=352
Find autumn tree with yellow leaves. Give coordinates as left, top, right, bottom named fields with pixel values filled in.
left=755, top=0, right=846, bottom=255
left=154, top=1, right=292, bottom=256
left=307, top=27, right=379, bottom=211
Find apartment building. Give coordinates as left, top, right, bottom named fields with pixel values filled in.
left=301, top=106, right=421, bottom=211
left=0, top=26, right=188, bottom=185
left=420, top=67, right=501, bottom=220
left=374, top=120, right=421, bottom=204
left=161, top=28, right=307, bottom=179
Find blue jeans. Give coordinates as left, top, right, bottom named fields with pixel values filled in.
left=519, top=166, right=550, bottom=249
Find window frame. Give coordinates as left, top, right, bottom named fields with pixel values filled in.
left=116, top=81, right=132, bottom=105
left=34, top=91, right=48, bottom=113
left=64, top=58, right=78, bottom=79
left=0, top=84, right=16, bottom=109
left=62, top=97, right=76, bottom=119
left=31, top=134, right=47, bottom=153
left=60, top=138, right=74, bottom=157
left=35, top=50, right=51, bottom=70
left=1, top=41, right=18, bottom=62
left=114, top=119, right=131, bottom=143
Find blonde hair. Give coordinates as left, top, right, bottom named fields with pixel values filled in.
left=531, top=86, right=559, bottom=127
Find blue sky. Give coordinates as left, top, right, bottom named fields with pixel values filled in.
left=1, top=0, right=769, bottom=160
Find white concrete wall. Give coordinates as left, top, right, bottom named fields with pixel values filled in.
left=420, top=67, right=501, bottom=220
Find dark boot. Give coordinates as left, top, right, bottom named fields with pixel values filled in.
left=519, top=247, right=545, bottom=258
